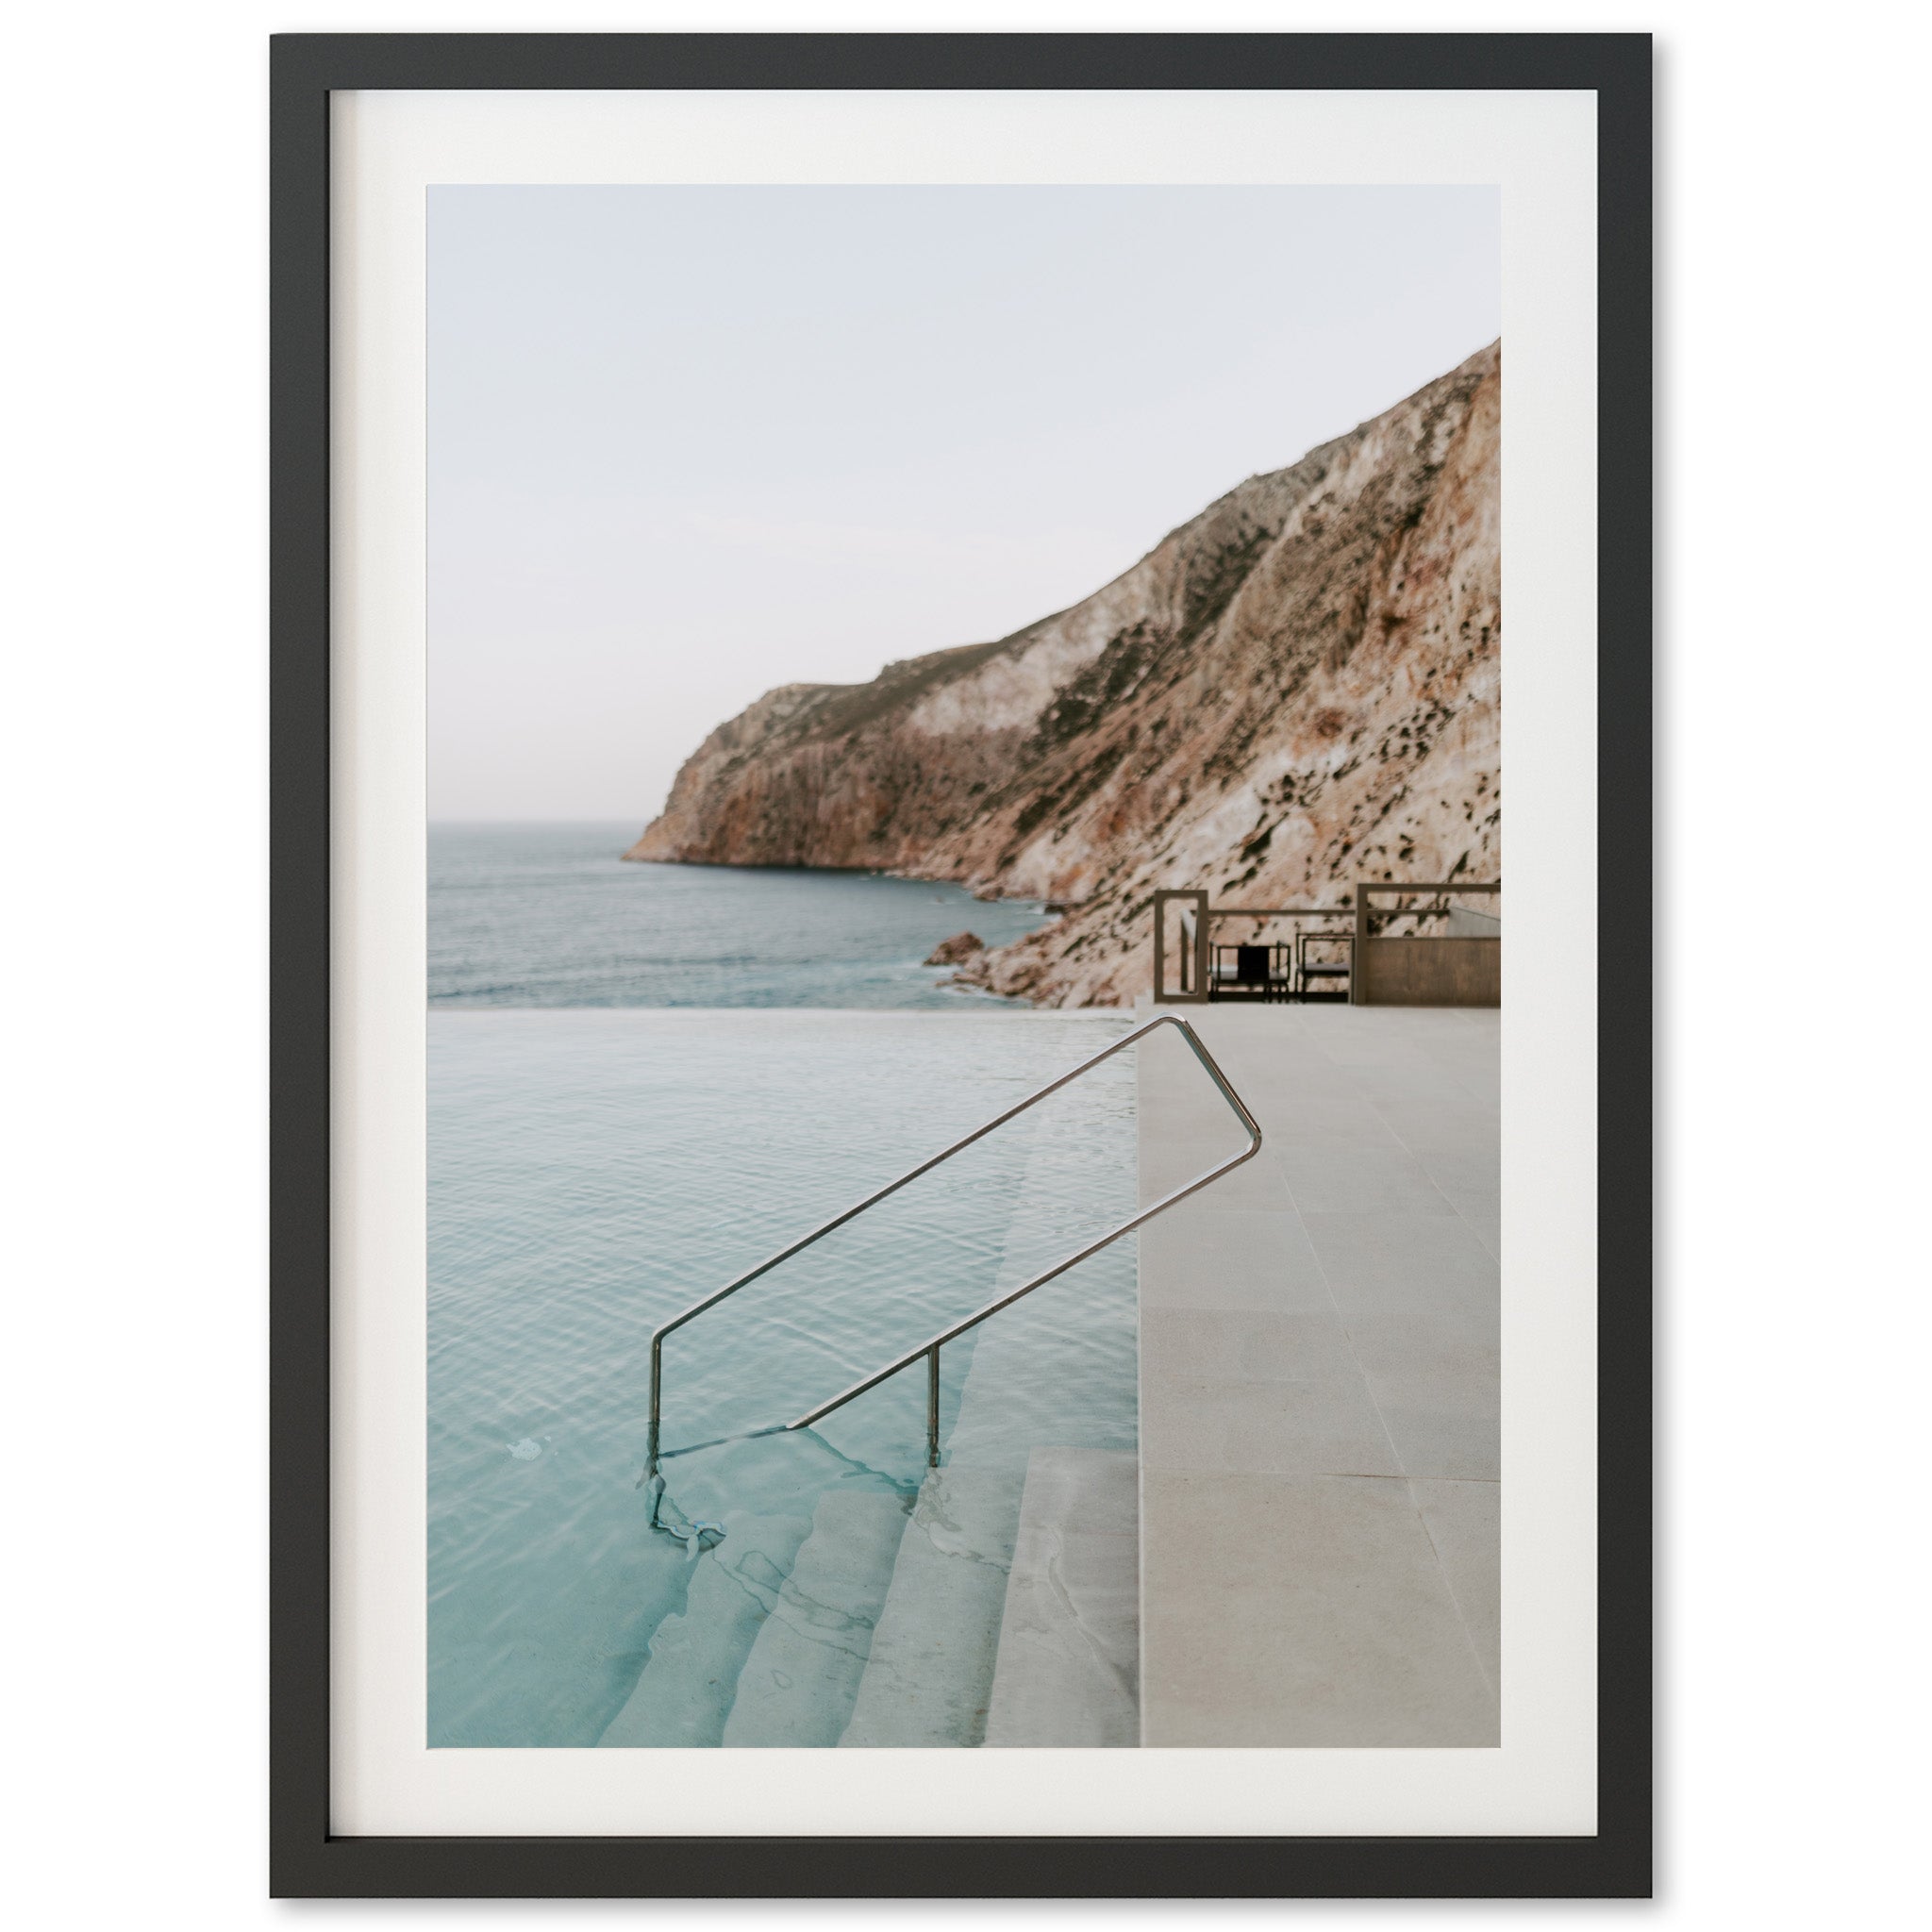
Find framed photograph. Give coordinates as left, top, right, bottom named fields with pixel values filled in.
left=273, top=30, right=1652, bottom=1898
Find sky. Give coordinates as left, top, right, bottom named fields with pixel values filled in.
left=428, top=185, right=1499, bottom=824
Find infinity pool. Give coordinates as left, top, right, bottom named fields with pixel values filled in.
left=427, top=1008, right=1138, bottom=1746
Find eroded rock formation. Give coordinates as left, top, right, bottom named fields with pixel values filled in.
left=626, top=343, right=1500, bottom=1007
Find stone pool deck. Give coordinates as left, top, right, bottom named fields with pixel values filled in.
left=1136, top=1002, right=1500, bottom=1747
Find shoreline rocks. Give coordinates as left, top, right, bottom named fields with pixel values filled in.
left=924, top=931, right=985, bottom=968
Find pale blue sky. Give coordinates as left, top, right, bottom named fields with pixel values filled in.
left=429, top=185, right=1499, bottom=823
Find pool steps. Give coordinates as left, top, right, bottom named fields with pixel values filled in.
left=835, top=1107, right=1099, bottom=1744
left=839, top=1106, right=1142, bottom=1747
left=983, top=1448, right=1140, bottom=1747
left=595, top=1450, right=1141, bottom=1749
left=596, top=1511, right=811, bottom=1747
left=598, top=1070, right=1147, bottom=1749
left=840, top=1466, right=1020, bottom=1746
left=723, top=1489, right=913, bottom=1746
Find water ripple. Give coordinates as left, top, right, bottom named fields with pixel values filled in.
left=427, top=1007, right=1136, bottom=1747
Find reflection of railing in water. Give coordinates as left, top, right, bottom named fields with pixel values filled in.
left=645, top=1012, right=1262, bottom=1482
left=1152, top=882, right=1500, bottom=1006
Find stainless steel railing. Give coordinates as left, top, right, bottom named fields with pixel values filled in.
left=644, top=1012, right=1262, bottom=1480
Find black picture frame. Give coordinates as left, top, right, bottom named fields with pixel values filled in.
left=272, top=30, right=1651, bottom=1900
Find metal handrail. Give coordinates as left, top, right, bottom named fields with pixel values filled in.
left=645, top=1012, right=1262, bottom=1478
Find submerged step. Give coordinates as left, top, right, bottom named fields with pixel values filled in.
left=839, top=1465, right=1023, bottom=1747
left=841, top=1073, right=1142, bottom=1750
left=721, top=1487, right=912, bottom=1747
left=984, top=1447, right=1140, bottom=1747
left=597, top=1510, right=812, bottom=1747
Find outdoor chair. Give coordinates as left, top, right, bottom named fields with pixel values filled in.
left=1294, top=931, right=1354, bottom=1002
left=1207, top=942, right=1281, bottom=1002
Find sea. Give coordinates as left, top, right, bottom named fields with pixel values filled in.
left=426, top=824, right=1141, bottom=1747
left=429, top=821, right=1057, bottom=1008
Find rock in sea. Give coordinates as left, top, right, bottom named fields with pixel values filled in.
left=924, top=931, right=985, bottom=967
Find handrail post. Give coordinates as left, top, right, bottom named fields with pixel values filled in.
left=925, top=1345, right=941, bottom=1468
left=647, top=1335, right=663, bottom=1480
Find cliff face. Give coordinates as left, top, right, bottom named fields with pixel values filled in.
left=627, top=343, right=1500, bottom=1007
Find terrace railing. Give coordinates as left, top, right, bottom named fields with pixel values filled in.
left=1152, top=889, right=1354, bottom=1004
left=1151, top=881, right=1500, bottom=1006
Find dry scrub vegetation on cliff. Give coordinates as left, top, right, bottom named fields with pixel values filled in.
left=627, top=343, right=1500, bottom=1007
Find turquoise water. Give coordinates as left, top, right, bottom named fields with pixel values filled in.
left=426, top=826, right=1141, bottom=1747
left=427, top=1007, right=1138, bottom=1747
left=429, top=822, right=1055, bottom=1008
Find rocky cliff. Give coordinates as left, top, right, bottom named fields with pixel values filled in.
left=626, top=342, right=1500, bottom=1007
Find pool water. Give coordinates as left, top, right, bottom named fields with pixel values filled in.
left=428, top=1007, right=1138, bottom=1747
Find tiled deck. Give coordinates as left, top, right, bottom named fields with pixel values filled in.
left=1136, top=1003, right=1500, bottom=1747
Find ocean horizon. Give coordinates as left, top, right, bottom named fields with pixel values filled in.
left=428, top=820, right=1058, bottom=1010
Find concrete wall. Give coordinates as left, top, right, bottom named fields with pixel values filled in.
left=1359, top=936, right=1501, bottom=1007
